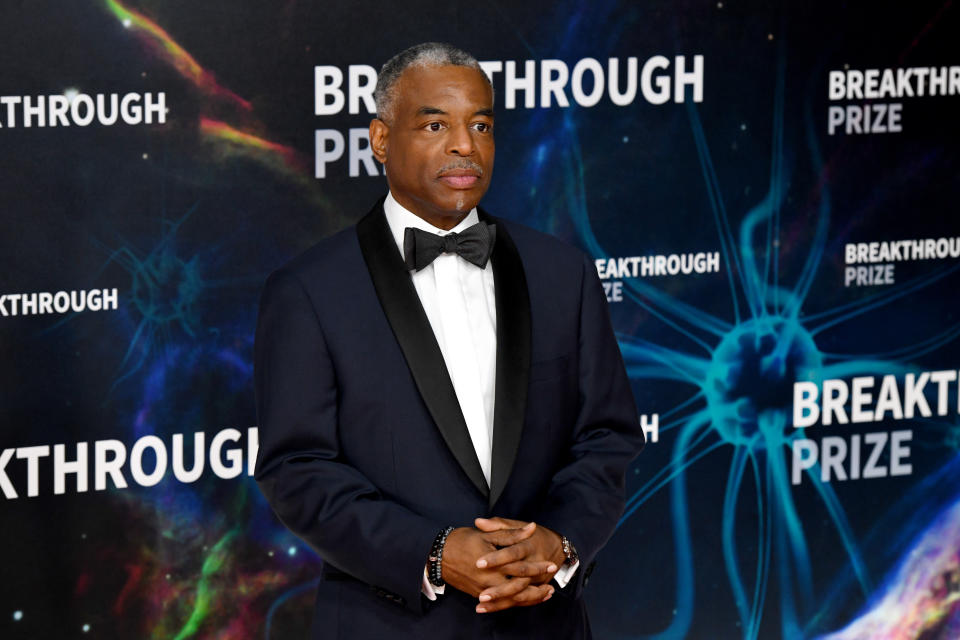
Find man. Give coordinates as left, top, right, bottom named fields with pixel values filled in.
left=254, top=42, right=644, bottom=639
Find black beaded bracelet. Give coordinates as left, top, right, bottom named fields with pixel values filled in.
left=428, top=526, right=455, bottom=588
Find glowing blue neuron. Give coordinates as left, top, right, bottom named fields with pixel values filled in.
left=82, top=623, right=91, bottom=633
left=13, top=610, right=23, bottom=621
left=130, top=247, right=202, bottom=330
left=288, top=546, right=297, bottom=557
left=705, top=317, right=822, bottom=448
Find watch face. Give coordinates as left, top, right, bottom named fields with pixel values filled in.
left=562, top=536, right=578, bottom=564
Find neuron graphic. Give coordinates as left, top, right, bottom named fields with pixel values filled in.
left=96, top=204, right=206, bottom=390
left=531, top=47, right=960, bottom=639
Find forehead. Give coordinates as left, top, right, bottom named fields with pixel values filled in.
left=394, top=64, right=493, bottom=113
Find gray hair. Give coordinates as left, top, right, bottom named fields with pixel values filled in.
left=374, top=42, right=493, bottom=123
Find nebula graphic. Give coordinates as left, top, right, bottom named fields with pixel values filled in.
left=102, top=0, right=252, bottom=110
left=101, top=0, right=310, bottom=184
left=18, top=5, right=330, bottom=637
left=72, top=203, right=318, bottom=637
left=199, top=118, right=309, bottom=178
left=816, top=496, right=960, bottom=640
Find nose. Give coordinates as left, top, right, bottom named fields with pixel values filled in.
left=446, top=123, right=476, bottom=156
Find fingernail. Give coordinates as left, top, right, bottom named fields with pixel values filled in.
left=547, top=564, right=558, bottom=572
left=477, top=606, right=487, bottom=613
left=476, top=559, right=487, bottom=568
left=479, top=595, right=491, bottom=602
left=524, top=522, right=536, bottom=530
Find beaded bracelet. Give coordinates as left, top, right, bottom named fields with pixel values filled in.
left=428, top=526, right=455, bottom=587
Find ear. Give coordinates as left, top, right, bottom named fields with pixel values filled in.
left=369, top=118, right=389, bottom=163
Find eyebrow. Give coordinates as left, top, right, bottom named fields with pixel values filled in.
left=414, top=106, right=495, bottom=117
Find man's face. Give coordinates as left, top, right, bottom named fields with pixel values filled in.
left=370, top=64, right=495, bottom=228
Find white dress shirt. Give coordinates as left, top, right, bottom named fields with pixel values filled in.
left=382, top=192, right=577, bottom=600
left=383, top=192, right=498, bottom=484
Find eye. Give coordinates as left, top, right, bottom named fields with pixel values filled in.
left=425, top=122, right=444, bottom=132
left=472, top=122, right=492, bottom=133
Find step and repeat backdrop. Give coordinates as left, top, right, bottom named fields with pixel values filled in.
left=2, top=0, right=959, bottom=638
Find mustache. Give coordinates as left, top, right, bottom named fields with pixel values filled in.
left=437, top=160, right=484, bottom=176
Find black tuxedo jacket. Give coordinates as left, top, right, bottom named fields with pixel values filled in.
left=254, top=199, right=644, bottom=639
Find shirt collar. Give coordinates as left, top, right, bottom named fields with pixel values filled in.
left=382, top=191, right=480, bottom=257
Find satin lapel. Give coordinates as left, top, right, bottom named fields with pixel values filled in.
left=356, top=201, right=489, bottom=498
left=481, top=212, right=532, bottom=509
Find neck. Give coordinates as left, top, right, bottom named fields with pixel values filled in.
left=390, top=192, right=471, bottom=231
left=419, top=212, right=468, bottom=231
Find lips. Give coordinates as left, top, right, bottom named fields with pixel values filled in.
left=438, top=168, right=480, bottom=188
left=439, top=175, right=479, bottom=188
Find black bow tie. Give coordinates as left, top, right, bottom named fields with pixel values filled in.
left=403, top=222, right=496, bottom=272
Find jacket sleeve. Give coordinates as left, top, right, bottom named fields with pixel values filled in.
left=253, top=268, right=439, bottom=614
left=532, top=253, right=646, bottom=598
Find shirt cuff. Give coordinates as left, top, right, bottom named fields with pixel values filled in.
left=553, top=559, right=580, bottom=589
left=423, top=560, right=578, bottom=597
left=422, top=564, right=445, bottom=601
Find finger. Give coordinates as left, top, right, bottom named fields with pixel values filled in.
left=476, top=540, right=531, bottom=569
left=475, top=517, right=528, bottom=532
left=477, top=525, right=535, bottom=551
left=496, top=560, right=557, bottom=578
left=477, top=576, right=530, bottom=604
left=477, top=584, right=553, bottom=613
left=512, top=583, right=554, bottom=605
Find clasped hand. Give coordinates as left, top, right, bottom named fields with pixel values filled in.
left=441, top=517, right=566, bottom=613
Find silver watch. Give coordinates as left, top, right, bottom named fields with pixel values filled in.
left=560, top=535, right=579, bottom=566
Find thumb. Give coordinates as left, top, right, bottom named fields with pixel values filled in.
left=474, top=517, right=509, bottom=532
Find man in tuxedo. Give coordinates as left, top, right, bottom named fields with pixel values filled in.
left=254, top=42, right=644, bottom=638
